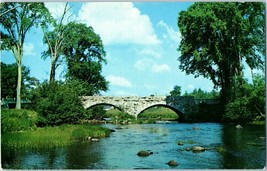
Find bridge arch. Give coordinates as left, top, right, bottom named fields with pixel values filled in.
left=136, top=104, right=184, bottom=122
left=85, top=103, right=123, bottom=112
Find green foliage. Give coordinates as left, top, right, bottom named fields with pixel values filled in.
left=0, top=2, right=52, bottom=109
left=1, top=124, right=111, bottom=149
left=224, top=75, right=265, bottom=123
left=1, top=109, right=38, bottom=134
left=183, top=88, right=219, bottom=99
left=63, top=22, right=108, bottom=95
left=42, top=3, right=70, bottom=82
left=87, top=105, right=107, bottom=120
left=169, top=85, right=182, bottom=96
left=31, top=81, right=87, bottom=126
left=139, top=107, right=179, bottom=120
left=177, top=2, right=265, bottom=104
left=1, top=62, right=39, bottom=99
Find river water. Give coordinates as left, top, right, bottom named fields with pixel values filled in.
left=1, top=123, right=266, bottom=169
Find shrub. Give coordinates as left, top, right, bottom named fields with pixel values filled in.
left=1, top=109, right=37, bottom=134
left=31, top=81, right=87, bottom=126
left=223, top=75, right=265, bottom=124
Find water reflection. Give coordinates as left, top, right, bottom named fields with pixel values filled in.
left=222, top=124, right=266, bottom=169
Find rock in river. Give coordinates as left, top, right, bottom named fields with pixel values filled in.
left=167, top=160, right=179, bottom=166
left=137, top=150, right=153, bottom=157
left=236, top=125, right=243, bottom=129
left=88, top=137, right=99, bottom=142
left=192, top=146, right=205, bottom=152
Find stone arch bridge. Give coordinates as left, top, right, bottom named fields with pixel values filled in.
left=81, top=96, right=198, bottom=121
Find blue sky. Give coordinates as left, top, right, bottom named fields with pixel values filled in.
left=1, top=2, right=257, bottom=96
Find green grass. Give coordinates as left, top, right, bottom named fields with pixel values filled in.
left=1, top=124, right=111, bottom=149
left=1, top=109, right=38, bottom=134
left=138, top=107, right=179, bottom=120
left=104, top=107, right=178, bottom=124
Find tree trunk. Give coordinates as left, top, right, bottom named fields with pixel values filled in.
left=49, top=59, right=56, bottom=83
left=251, top=68, right=254, bottom=87
left=16, top=58, right=22, bottom=109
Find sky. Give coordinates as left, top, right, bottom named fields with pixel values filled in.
left=1, top=2, right=259, bottom=96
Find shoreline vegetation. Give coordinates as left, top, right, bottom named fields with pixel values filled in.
left=2, top=108, right=265, bottom=150
left=1, top=109, right=111, bottom=149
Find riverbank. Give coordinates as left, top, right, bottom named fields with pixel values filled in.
left=2, top=124, right=111, bottom=149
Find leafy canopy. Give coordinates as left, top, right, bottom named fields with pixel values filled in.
left=63, top=22, right=108, bottom=95
left=177, top=2, right=265, bottom=103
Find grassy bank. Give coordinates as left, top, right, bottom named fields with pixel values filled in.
left=1, top=109, right=111, bottom=149
left=2, top=124, right=111, bottom=149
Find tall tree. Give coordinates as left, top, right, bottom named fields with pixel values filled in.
left=42, top=3, right=72, bottom=83
left=63, top=22, right=108, bottom=95
left=0, top=2, right=52, bottom=109
left=177, top=2, right=265, bottom=104
left=169, top=85, right=181, bottom=96
left=1, top=62, right=39, bottom=99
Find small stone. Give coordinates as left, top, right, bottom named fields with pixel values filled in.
left=193, top=127, right=200, bottom=130
left=167, top=160, right=179, bottom=166
left=236, top=125, right=243, bottom=129
left=91, top=138, right=99, bottom=142
left=192, top=146, right=205, bottom=152
left=186, top=147, right=191, bottom=151
left=177, top=142, right=184, bottom=146
left=137, top=150, right=153, bottom=157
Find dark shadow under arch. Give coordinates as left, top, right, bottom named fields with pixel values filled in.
left=137, top=104, right=184, bottom=122
left=86, top=103, right=123, bottom=112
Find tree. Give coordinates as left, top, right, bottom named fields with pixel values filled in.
left=169, top=85, right=181, bottom=96
left=42, top=2, right=72, bottom=83
left=182, top=88, right=219, bottom=99
left=63, top=22, right=108, bottom=95
left=0, top=3, right=52, bottom=109
left=1, top=62, right=39, bottom=99
left=177, top=2, right=265, bottom=104
left=223, top=74, right=265, bottom=123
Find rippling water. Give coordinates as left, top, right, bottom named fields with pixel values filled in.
left=1, top=123, right=266, bottom=169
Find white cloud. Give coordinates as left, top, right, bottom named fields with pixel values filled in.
left=24, top=43, right=36, bottom=56
left=134, top=58, right=152, bottom=71
left=107, top=75, right=132, bottom=88
left=78, top=2, right=161, bottom=46
left=157, top=20, right=181, bottom=44
left=138, top=48, right=162, bottom=59
left=134, top=58, right=170, bottom=73
left=152, top=63, right=171, bottom=73
left=187, top=84, right=195, bottom=91
left=45, top=2, right=76, bottom=24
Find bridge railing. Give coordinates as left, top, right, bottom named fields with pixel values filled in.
left=1, top=98, right=32, bottom=108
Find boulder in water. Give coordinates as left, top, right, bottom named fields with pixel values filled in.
left=137, top=150, right=153, bottom=157
left=236, top=125, right=243, bottom=129
left=192, top=146, right=205, bottom=152
left=167, top=160, right=179, bottom=166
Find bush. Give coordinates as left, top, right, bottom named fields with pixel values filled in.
left=1, top=109, right=37, bottom=134
left=223, top=75, right=265, bottom=124
left=31, top=81, right=87, bottom=126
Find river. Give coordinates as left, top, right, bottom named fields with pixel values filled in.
left=1, top=123, right=266, bottom=169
